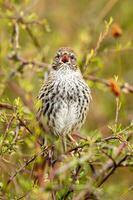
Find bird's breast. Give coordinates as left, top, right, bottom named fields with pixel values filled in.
left=44, top=69, right=91, bottom=135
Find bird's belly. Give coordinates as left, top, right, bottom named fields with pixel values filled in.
left=47, top=77, right=90, bottom=135
left=49, top=101, right=79, bottom=136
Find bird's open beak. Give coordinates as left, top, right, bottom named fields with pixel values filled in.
left=61, top=54, right=69, bottom=63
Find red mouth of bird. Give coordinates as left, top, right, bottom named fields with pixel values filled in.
left=61, top=54, right=69, bottom=63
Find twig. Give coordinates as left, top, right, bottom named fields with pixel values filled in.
left=12, top=123, right=20, bottom=143
left=82, top=18, right=113, bottom=71
left=0, top=99, right=49, bottom=136
left=63, top=165, right=81, bottom=200
left=0, top=102, right=15, bottom=110
left=6, top=146, right=49, bottom=186
left=100, top=149, right=116, bottom=167
left=0, top=116, right=15, bottom=153
left=8, top=52, right=50, bottom=78
left=75, top=133, right=132, bottom=199
left=25, top=24, right=41, bottom=48
left=115, top=97, right=120, bottom=125
left=94, top=141, right=126, bottom=182
left=52, top=143, right=90, bottom=165
left=18, top=117, right=47, bottom=146
left=11, top=21, right=20, bottom=51
left=85, top=75, right=133, bottom=94
left=97, top=155, right=130, bottom=187
left=73, top=186, right=99, bottom=200
left=18, top=118, right=33, bottom=135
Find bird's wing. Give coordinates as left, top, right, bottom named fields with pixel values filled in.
left=37, top=76, right=54, bottom=119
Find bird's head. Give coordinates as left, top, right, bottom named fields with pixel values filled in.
left=52, top=47, right=77, bottom=71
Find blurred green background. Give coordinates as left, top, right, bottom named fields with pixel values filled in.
left=0, top=0, right=133, bottom=199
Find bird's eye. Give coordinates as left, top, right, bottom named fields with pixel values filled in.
left=55, top=53, right=60, bottom=59
left=70, top=54, right=75, bottom=60
left=52, top=65, right=57, bottom=70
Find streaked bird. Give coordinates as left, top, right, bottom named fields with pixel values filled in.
left=38, top=47, right=91, bottom=149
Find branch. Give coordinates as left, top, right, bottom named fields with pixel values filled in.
left=82, top=18, right=113, bottom=71
left=8, top=52, right=50, bottom=78
left=74, top=133, right=132, bottom=199
left=0, top=102, right=15, bottom=110
left=0, top=116, right=15, bottom=154
left=97, top=155, right=130, bottom=187
left=63, top=165, right=81, bottom=200
left=94, top=141, right=127, bottom=182
left=6, top=146, right=50, bottom=186
left=85, top=75, right=133, bottom=95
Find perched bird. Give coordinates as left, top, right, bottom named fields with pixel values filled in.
left=38, top=47, right=91, bottom=146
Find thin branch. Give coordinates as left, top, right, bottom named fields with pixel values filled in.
left=115, top=97, right=120, bottom=125
left=12, top=123, right=20, bottom=143
left=82, top=18, right=113, bottom=71
left=0, top=116, right=15, bottom=153
left=75, top=133, right=132, bottom=199
left=100, top=149, right=116, bottom=167
left=18, top=117, right=44, bottom=146
left=63, top=165, right=81, bottom=200
left=8, top=52, right=50, bottom=78
left=97, top=155, right=130, bottom=187
left=0, top=102, right=15, bottom=110
left=85, top=75, right=133, bottom=94
left=11, top=21, right=20, bottom=50
left=0, top=98, right=49, bottom=135
left=6, top=146, right=49, bottom=186
left=18, top=118, right=33, bottom=135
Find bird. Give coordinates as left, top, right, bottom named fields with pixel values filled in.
left=38, top=47, right=91, bottom=150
